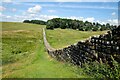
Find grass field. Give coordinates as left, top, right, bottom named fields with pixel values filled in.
left=2, top=22, right=107, bottom=78
left=2, top=22, right=44, bottom=65
left=46, top=29, right=107, bottom=49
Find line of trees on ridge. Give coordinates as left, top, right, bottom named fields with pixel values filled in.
left=46, top=18, right=117, bottom=31
left=23, top=20, right=46, bottom=25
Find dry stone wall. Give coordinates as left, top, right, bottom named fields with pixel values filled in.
left=43, top=27, right=120, bottom=67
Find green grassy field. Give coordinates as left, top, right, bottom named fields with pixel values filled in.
left=46, top=29, right=107, bottom=49
left=2, top=22, right=107, bottom=78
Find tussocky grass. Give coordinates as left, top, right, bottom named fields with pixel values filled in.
left=46, top=28, right=107, bottom=49
left=2, top=22, right=107, bottom=78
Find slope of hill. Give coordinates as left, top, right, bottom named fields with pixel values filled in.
left=2, top=22, right=107, bottom=78
left=46, top=29, right=107, bottom=49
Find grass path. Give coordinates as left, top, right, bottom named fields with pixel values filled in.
left=3, top=40, right=88, bottom=78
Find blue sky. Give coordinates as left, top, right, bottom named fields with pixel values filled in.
left=0, top=0, right=119, bottom=25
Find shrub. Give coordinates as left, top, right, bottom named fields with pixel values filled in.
left=82, top=60, right=120, bottom=79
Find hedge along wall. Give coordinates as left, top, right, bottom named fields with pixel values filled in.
left=43, top=26, right=120, bottom=67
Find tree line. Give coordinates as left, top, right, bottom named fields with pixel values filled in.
left=23, top=20, right=46, bottom=25
left=46, top=18, right=117, bottom=31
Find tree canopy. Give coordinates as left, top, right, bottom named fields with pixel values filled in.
left=46, top=18, right=117, bottom=31
left=23, top=20, right=46, bottom=25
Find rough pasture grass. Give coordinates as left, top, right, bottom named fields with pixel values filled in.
left=46, top=28, right=107, bottom=49
left=2, top=22, right=88, bottom=78
left=2, top=22, right=107, bottom=78
left=2, top=22, right=44, bottom=65
left=2, top=22, right=44, bottom=31
left=3, top=41, right=88, bottom=78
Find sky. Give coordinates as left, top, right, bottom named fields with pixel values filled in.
left=0, top=0, right=119, bottom=25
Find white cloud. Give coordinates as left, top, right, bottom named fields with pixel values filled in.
left=62, top=16, right=95, bottom=22
left=101, top=22, right=106, bottom=25
left=59, top=5, right=117, bottom=10
left=96, top=20, right=100, bottom=23
left=1, top=13, right=95, bottom=23
left=0, top=12, right=4, bottom=16
left=1, top=0, right=118, bottom=2
left=27, top=5, right=42, bottom=14
left=2, top=0, right=12, bottom=3
left=24, top=12, right=59, bottom=21
left=0, top=12, right=3, bottom=17
left=107, top=19, right=118, bottom=25
left=64, top=16, right=83, bottom=20
left=111, top=12, right=116, bottom=16
left=63, top=16, right=117, bottom=25
left=95, top=20, right=106, bottom=25
left=0, top=6, right=6, bottom=12
left=28, top=0, right=119, bottom=2
left=55, top=0, right=82, bottom=2
left=38, top=15, right=59, bottom=21
left=0, top=12, right=1, bottom=16
left=118, top=20, right=120, bottom=25
left=0, top=12, right=118, bottom=26
left=93, top=19, right=118, bottom=25
left=12, top=8, right=17, bottom=12
left=29, top=14, right=35, bottom=17
left=6, top=16, right=11, bottom=18
left=84, top=17, right=95, bottom=22
left=48, top=10, right=56, bottom=13
left=1, top=13, right=59, bottom=22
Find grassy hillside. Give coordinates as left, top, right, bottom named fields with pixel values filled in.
left=2, top=22, right=45, bottom=31
left=46, top=29, right=107, bottom=49
left=2, top=22, right=107, bottom=78
left=2, top=22, right=45, bottom=65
